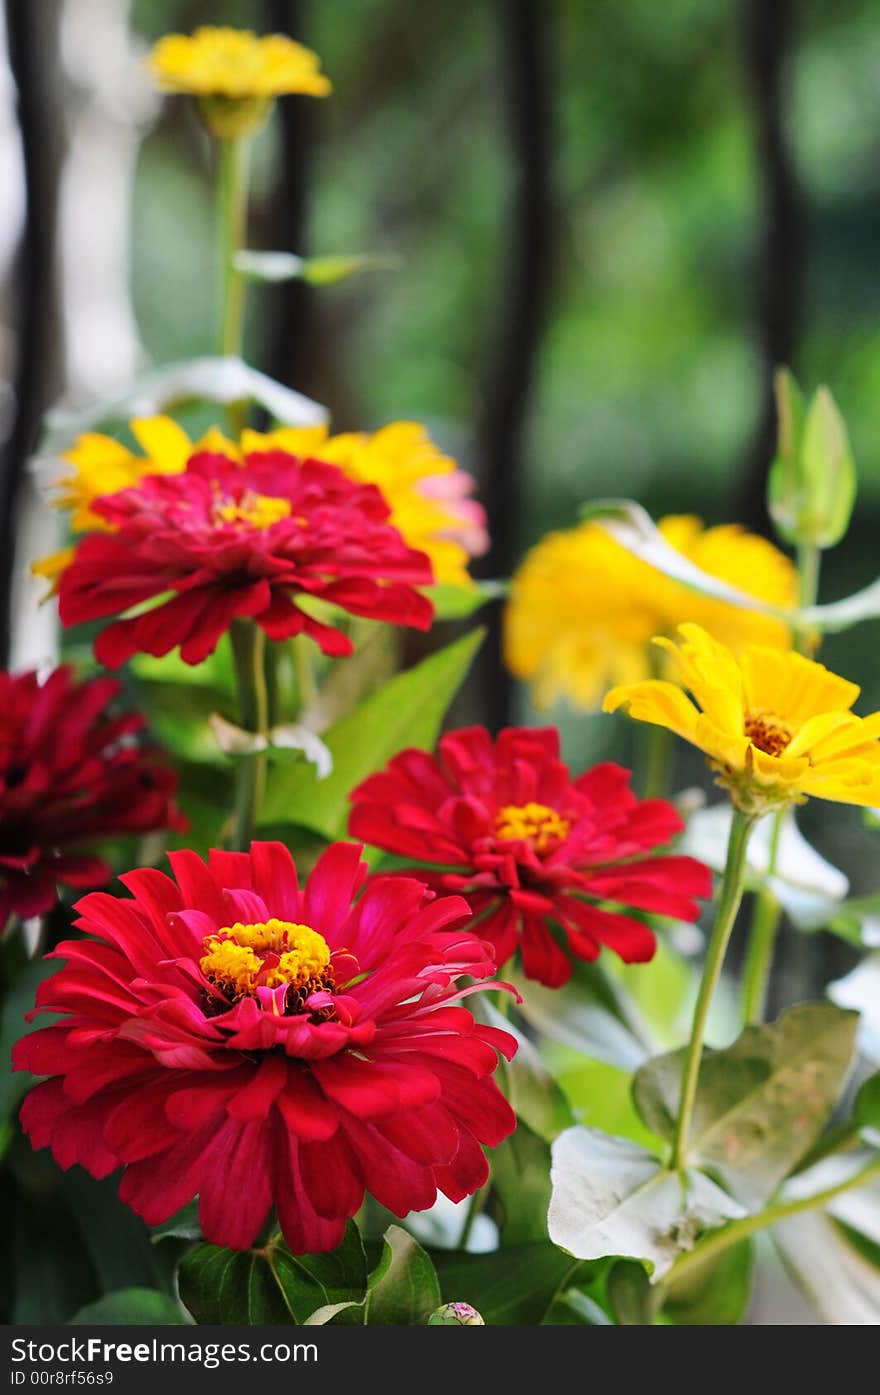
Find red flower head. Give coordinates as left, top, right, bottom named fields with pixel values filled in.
left=0, top=666, right=181, bottom=927
left=15, top=841, right=517, bottom=1254
left=57, top=450, right=435, bottom=668
left=349, top=726, right=713, bottom=988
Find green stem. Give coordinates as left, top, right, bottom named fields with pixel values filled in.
left=230, top=620, right=269, bottom=851
left=794, top=540, right=821, bottom=657
left=662, top=1153, right=880, bottom=1293
left=639, top=723, right=673, bottom=800
left=671, top=808, right=754, bottom=1171
left=739, top=813, right=783, bottom=1025
left=217, top=134, right=250, bottom=361
left=458, top=1185, right=488, bottom=1250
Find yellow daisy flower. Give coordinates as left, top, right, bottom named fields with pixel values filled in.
left=36, top=417, right=486, bottom=591
left=603, top=622, right=880, bottom=814
left=504, top=515, right=797, bottom=711
left=149, top=27, right=330, bottom=137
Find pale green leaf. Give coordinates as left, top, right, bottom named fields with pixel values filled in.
left=548, top=1126, right=743, bottom=1281
left=633, top=1003, right=859, bottom=1207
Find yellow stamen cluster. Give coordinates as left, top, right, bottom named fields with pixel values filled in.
left=200, top=919, right=331, bottom=1003
left=494, top=802, right=571, bottom=854
left=213, top=492, right=292, bottom=530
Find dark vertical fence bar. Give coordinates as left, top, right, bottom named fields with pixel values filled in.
left=263, top=0, right=315, bottom=397
left=0, top=3, right=61, bottom=665
left=477, top=0, right=553, bottom=731
left=739, top=0, right=804, bottom=532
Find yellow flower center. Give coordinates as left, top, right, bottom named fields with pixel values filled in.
left=494, top=802, right=571, bottom=854
left=745, top=710, right=793, bottom=759
left=213, top=491, right=292, bottom=530
left=200, top=919, right=332, bottom=1004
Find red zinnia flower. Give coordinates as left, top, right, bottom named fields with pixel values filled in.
left=15, top=841, right=516, bottom=1254
left=0, top=666, right=181, bottom=927
left=57, top=450, right=435, bottom=668
left=349, top=726, right=712, bottom=987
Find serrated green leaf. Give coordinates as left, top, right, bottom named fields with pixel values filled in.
left=259, top=628, right=485, bottom=836
left=548, top=1127, right=743, bottom=1281
left=633, top=1002, right=859, bottom=1208
left=178, top=1221, right=367, bottom=1324
left=431, top=1242, right=581, bottom=1325
left=365, top=1226, right=440, bottom=1325
left=69, top=1289, right=185, bottom=1325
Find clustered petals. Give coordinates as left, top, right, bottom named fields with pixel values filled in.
left=349, top=725, right=712, bottom=987
left=15, top=841, right=517, bottom=1254
left=57, top=450, right=435, bottom=667
left=604, top=622, right=880, bottom=814
left=0, top=666, right=182, bottom=927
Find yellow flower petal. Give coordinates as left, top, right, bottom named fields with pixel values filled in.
left=131, top=416, right=195, bottom=473
left=606, top=622, right=880, bottom=815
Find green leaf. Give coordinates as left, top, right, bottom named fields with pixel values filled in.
left=479, top=1000, right=573, bottom=1142
left=150, top=1202, right=202, bottom=1244
left=548, top=1126, right=743, bottom=1281
left=431, top=1242, right=580, bottom=1325
left=178, top=1221, right=367, bottom=1324
left=0, top=957, right=60, bottom=1125
left=606, top=1259, right=656, bottom=1325
left=542, top=1287, right=613, bottom=1325
left=364, top=1226, right=441, bottom=1325
left=259, top=628, right=485, bottom=836
left=633, top=1002, right=859, bottom=1208
left=426, top=580, right=508, bottom=621
left=69, top=1289, right=185, bottom=1325
left=661, top=1239, right=754, bottom=1325
left=491, top=1121, right=553, bottom=1245
left=855, top=1074, right=880, bottom=1136
left=511, top=959, right=652, bottom=1071
left=552, top=1057, right=661, bottom=1151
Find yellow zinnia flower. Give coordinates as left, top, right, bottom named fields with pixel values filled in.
left=36, top=417, right=486, bottom=591
left=149, top=28, right=330, bottom=137
left=504, top=515, right=797, bottom=711
left=604, top=622, right=880, bottom=814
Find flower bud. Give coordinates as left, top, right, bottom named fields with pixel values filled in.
left=427, top=1301, right=485, bottom=1326
left=768, top=369, right=856, bottom=549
